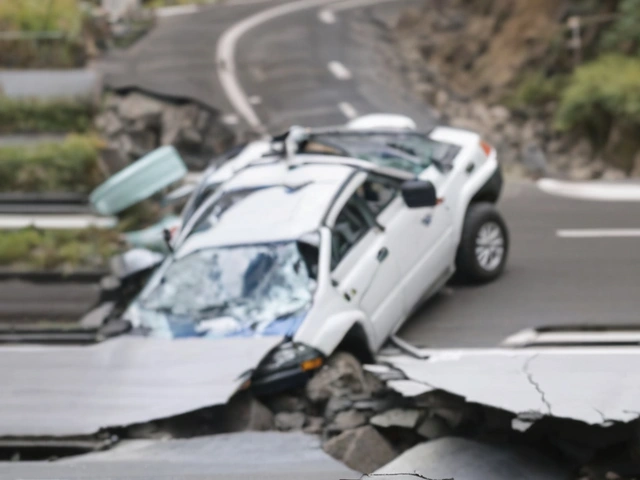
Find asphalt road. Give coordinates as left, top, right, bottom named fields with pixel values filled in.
left=217, top=0, right=640, bottom=347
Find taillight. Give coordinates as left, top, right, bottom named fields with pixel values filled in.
left=480, top=140, right=493, bottom=156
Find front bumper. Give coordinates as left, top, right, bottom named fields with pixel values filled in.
left=250, top=365, right=315, bottom=396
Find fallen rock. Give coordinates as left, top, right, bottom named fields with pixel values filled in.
left=95, top=110, right=124, bottom=136
left=323, top=425, right=397, bottom=473
left=327, top=410, right=368, bottom=433
left=303, top=416, right=324, bottom=435
left=370, top=408, right=421, bottom=429
left=416, top=415, right=452, bottom=439
left=325, top=396, right=354, bottom=418
left=521, top=143, right=547, bottom=177
left=275, top=412, right=306, bottom=431
left=306, top=352, right=369, bottom=404
left=223, top=391, right=274, bottom=432
left=118, top=92, right=164, bottom=123
left=264, top=393, right=309, bottom=413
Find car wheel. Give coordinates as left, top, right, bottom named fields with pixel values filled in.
left=455, top=202, right=509, bottom=283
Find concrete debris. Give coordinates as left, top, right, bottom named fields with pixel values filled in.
left=387, top=379, right=433, bottom=397
left=275, top=412, right=306, bottom=431
left=370, top=408, right=421, bottom=429
left=97, top=92, right=235, bottom=171
left=374, top=437, right=570, bottom=480
left=415, top=416, right=452, bottom=439
left=264, top=393, right=309, bottom=414
left=306, top=352, right=371, bottom=404
left=327, top=410, right=368, bottom=434
left=303, top=416, right=325, bottom=435
left=323, top=425, right=397, bottom=473
left=383, top=348, right=640, bottom=426
left=224, top=391, right=274, bottom=433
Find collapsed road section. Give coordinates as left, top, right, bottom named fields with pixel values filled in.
left=0, top=336, right=281, bottom=437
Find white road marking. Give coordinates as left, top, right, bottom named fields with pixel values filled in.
left=216, top=0, right=344, bottom=134
left=538, top=178, right=640, bottom=202
left=156, top=4, right=199, bottom=17
left=338, top=101, right=358, bottom=119
left=557, top=229, right=640, bottom=238
left=328, top=61, right=352, bottom=80
left=0, top=215, right=117, bottom=230
left=222, top=113, right=240, bottom=125
left=318, top=9, right=336, bottom=23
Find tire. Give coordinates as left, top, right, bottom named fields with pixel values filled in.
left=455, top=202, right=509, bottom=284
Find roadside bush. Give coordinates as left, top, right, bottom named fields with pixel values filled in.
left=0, top=228, right=123, bottom=270
left=555, top=55, right=640, bottom=148
left=0, top=97, right=93, bottom=134
left=506, top=72, right=568, bottom=110
left=0, top=135, right=104, bottom=193
left=600, top=0, right=640, bottom=55
left=0, top=0, right=83, bottom=34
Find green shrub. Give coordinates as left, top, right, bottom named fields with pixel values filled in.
left=506, top=72, right=568, bottom=110
left=555, top=55, right=640, bottom=147
left=0, top=0, right=83, bottom=34
left=600, top=0, right=640, bottom=55
left=0, top=228, right=123, bottom=270
left=0, top=135, right=104, bottom=193
left=0, top=97, right=93, bottom=134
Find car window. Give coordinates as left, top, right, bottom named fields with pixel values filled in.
left=356, top=175, right=402, bottom=217
left=331, top=195, right=373, bottom=270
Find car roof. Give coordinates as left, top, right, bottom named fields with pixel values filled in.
left=176, top=162, right=358, bottom=255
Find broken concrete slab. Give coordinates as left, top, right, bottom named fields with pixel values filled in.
left=0, top=432, right=357, bottom=480
left=323, top=425, right=397, bottom=473
left=415, top=415, right=452, bottom=439
left=327, top=410, right=368, bottom=433
left=383, top=348, right=640, bottom=425
left=275, top=412, right=306, bottom=431
left=370, top=408, right=421, bottom=429
left=375, top=437, right=569, bottom=480
left=0, top=336, right=282, bottom=437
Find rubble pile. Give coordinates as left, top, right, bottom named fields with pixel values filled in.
left=95, top=91, right=235, bottom=172
left=255, top=352, right=640, bottom=479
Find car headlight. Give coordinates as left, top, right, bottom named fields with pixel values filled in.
left=256, top=342, right=324, bottom=375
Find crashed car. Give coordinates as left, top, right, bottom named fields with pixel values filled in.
left=100, top=115, right=510, bottom=393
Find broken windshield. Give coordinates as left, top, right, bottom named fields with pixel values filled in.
left=126, top=240, right=318, bottom=338
left=305, top=133, right=442, bottom=174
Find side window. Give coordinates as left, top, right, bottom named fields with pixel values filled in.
left=331, top=195, right=372, bottom=270
left=356, top=175, right=402, bottom=217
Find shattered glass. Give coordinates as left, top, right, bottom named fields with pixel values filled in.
left=125, top=241, right=316, bottom=339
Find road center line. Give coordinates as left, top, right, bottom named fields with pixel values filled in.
left=538, top=178, right=640, bottom=202
left=338, top=102, right=358, bottom=119
left=216, top=0, right=344, bottom=134
left=557, top=229, right=640, bottom=238
left=318, top=9, right=336, bottom=23
left=328, top=61, right=352, bottom=80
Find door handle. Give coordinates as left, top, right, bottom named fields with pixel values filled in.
left=377, top=247, right=389, bottom=262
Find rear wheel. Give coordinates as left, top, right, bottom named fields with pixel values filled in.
left=455, top=203, right=509, bottom=283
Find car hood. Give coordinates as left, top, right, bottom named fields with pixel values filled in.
left=0, top=335, right=282, bottom=437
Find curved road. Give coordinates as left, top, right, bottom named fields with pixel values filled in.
left=214, top=0, right=640, bottom=347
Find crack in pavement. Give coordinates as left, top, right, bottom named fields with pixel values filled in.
left=522, top=354, right=552, bottom=416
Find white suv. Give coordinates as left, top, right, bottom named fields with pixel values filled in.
left=122, top=116, right=509, bottom=393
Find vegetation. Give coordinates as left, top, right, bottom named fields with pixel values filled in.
left=0, top=97, right=93, bottom=134
left=599, top=0, right=640, bottom=55
left=0, top=228, right=123, bottom=270
left=0, top=0, right=84, bottom=34
left=0, top=135, right=104, bottom=193
left=505, top=72, right=568, bottom=111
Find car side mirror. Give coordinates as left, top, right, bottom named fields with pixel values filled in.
left=401, top=180, right=437, bottom=208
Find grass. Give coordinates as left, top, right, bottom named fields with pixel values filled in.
left=0, top=0, right=83, bottom=34
left=0, top=135, right=104, bottom=193
left=0, top=228, right=124, bottom=271
left=0, top=97, right=93, bottom=134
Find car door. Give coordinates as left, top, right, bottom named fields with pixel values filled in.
left=370, top=170, right=454, bottom=320
left=329, top=191, right=403, bottom=350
